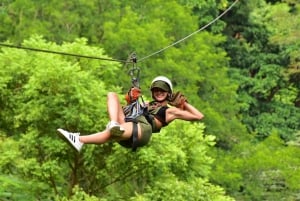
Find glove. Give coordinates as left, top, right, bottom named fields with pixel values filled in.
left=125, top=87, right=141, bottom=104
left=169, top=91, right=187, bottom=109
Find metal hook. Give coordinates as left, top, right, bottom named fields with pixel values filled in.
left=128, top=52, right=141, bottom=88
left=128, top=67, right=140, bottom=87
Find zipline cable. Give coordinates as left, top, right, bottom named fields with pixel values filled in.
left=0, top=43, right=129, bottom=63
left=0, top=0, right=239, bottom=64
left=138, top=0, right=239, bottom=62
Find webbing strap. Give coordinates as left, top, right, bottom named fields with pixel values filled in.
left=131, top=121, right=138, bottom=152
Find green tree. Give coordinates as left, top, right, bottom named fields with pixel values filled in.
left=0, top=36, right=233, bottom=200
left=0, top=0, right=110, bottom=44
left=211, top=133, right=300, bottom=201
left=1, top=0, right=248, bottom=148
left=102, top=0, right=248, bottom=149
left=222, top=0, right=300, bottom=140
left=0, top=36, right=120, bottom=200
left=263, top=1, right=300, bottom=107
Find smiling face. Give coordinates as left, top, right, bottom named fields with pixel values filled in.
left=151, top=87, right=169, bottom=102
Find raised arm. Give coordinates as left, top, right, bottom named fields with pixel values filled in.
left=182, top=102, right=204, bottom=120
left=167, top=91, right=204, bottom=122
left=166, top=102, right=204, bottom=123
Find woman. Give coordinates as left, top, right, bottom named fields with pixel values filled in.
left=57, top=76, right=204, bottom=152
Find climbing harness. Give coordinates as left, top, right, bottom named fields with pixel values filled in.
left=121, top=53, right=152, bottom=151
left=123, top=53, right=146, bottom=121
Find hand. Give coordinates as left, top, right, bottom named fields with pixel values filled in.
left=169, top=91, right=188, bottom=109
left=125, top=87, right=141, bottom=104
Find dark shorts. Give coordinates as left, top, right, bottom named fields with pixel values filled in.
left=118, top=115, right=152, bottom=148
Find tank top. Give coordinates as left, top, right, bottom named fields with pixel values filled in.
left=148, top=101, right=169, bottom=133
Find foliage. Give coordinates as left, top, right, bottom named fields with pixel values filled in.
left=210, top=133, right=300, bottom=201
left=0, top=36, right=118, bottom=200
left=0, top=36, right=118, bottom=135
left=0, top=0, right=109, bottom=44
left=0, top=0, right=247, bottom=147
left=99, top=0, right=247, bottom=148
left=0, top=37, right=232, bottom=200
left=223, top=0, right=300, bottom=140
left=1, top=0, right=300, bottom=200
left=259, top=1, right=300, bottom=107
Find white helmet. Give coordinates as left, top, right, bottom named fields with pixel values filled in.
left=150, top=76, right=173, bottom=93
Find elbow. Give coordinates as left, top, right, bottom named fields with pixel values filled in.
left=197, top=113, right=204, bottom=120
left=187, top=112, right=204, bottom=121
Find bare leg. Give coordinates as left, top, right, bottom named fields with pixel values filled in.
left=72, top=92, right=142, bottom=146
left=79, top=130, right=111, bottom=144
left=107, top=92, right=125, bottom=124
left=106, top=92, right=143, bottom=140
left=79, top=121, right=136, bottom=144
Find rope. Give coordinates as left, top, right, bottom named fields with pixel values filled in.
left=138, top=0, right=239, bottom=62
left=0, top=43, right=129, bottom=63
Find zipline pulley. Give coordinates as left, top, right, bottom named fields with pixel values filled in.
left=128, top=53, right=140, bottom=88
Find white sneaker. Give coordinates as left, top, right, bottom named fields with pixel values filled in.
left=57, top=128, right=83, bottom=152
left=106, top=121, right=125, bottom=137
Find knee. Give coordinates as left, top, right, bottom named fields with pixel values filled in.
left=107, top=92, right=118, bottom=100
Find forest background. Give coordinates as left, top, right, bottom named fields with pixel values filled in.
left=0, top=0, right=299, bottom=200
